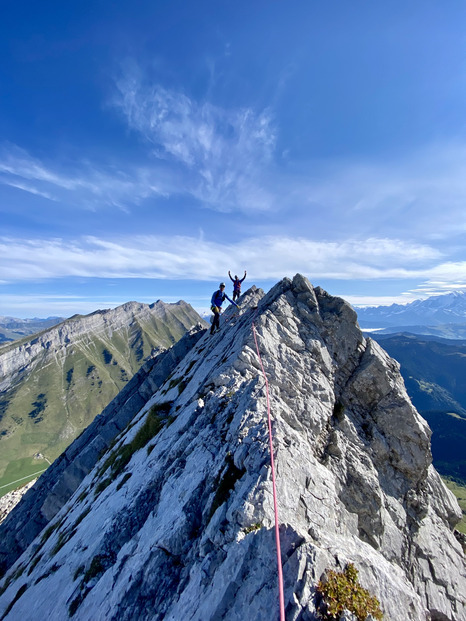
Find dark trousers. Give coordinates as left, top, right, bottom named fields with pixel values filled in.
left=233, top=290, right=240, bottom=302
left=211, top=306, right=221, bottom=333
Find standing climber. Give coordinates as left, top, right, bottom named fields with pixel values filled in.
left=228, top=270, right=247, bottom=302
left=210, top=283, right=237, bottom=335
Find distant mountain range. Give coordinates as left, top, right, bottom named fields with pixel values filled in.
left=356, top=291, right=466, bottom=337
left=0, top=300, right=206, bottom=496
left=0, top=316, right=65, bottom=344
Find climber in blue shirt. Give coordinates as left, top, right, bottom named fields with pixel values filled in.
left=210, top=282, right=237, bottom=334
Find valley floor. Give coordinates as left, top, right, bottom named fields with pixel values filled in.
left=443, top=478, right=466, bottom=534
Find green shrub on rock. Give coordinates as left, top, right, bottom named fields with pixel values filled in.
left=316, top=563, right=383, bottom=620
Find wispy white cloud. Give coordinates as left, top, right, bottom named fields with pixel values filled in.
left=2, top=93, right=466, bottom=245
left=0, top=176, right=58, bottom=201
left=113, top=69, right=277, bottom=211
left=0, top=234, right=452, bottom=284
left=0, top=143, right=171, bottom=211
left=0, top=294, right=132, bottom=318
left=3, top=234, right=465, bottom=317
left=2, top=106, right=466, bottom=242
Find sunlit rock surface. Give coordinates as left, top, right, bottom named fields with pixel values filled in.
left=0, top=276, right=464, bottom=621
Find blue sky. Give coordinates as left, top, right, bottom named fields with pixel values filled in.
left=1, top=1, right=466, bottom=318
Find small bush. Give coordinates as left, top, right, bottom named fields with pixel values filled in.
left=66, top=368, right=74, bottom=386
left=12, top=565, right=25, bottom=580
left=83, top=555, right=105, bottom=582
left=68, top=553, right=112, bottom=617
left=316, top=563, right=383, bottom=621
left=34, top=563, right=60, bottom=585
left=0, top=574, right=13, bottom=597
left=168, top=377, right=182, bottom=390
left=51, top=529, right=75, bottom=556
left=102, top=349, right=113, bottom=364
left=94, top=477, right=112, bottom=496
left=333, top=401, right=345, bottom=420
left=209, top=453, right=246, bottom=519
left=77, top=490, right=88, bottom=503
left=96, top=402, right=173, bottom=485
left=40, top=518, right=63, bottom=545
left=27, top=554, right=43, bottom=575
left=185, top=359, right=197, bottom=374
left=68, top=588, right=90, bottom=617
left=116, top=472, right=132, bottom=491
left=28, top=393, right=47, bottom=423
left=73, top=565, right=85, bottom=581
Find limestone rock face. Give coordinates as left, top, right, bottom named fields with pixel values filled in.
left=0, top=326, right=206, bottom=575
left=0, top=276, right=464, bottom=621
left=0, top=481, right=36, bottom=525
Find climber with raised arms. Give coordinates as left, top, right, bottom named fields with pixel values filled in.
left=228, top=270, right=247, bottom=302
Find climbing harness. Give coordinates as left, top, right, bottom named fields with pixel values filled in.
left=251, top=316, right=286, bottom=621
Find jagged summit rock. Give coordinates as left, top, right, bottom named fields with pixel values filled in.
left=0, top=275, right=464, bottom=621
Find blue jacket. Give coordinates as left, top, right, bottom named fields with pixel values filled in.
left=211, top=289, right=235, bottom=308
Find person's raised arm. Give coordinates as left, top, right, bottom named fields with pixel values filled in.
left=228, top=271, right=234, bottom=282
left=240, top=270, right=247, bottom=283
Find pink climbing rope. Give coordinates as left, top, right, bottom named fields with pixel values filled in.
left=252, top=320, right=286, bottom=621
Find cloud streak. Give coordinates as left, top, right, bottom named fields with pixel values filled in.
left=3, top=79, right=466, bottom=251
left=113, top=69, right=277, bottom=211
left=110, top=64, right=466, bottom=237
left=0, top=234, right=455, bottom=284
left=0, top=143, right=171, bottom=212
left=2, top=109, right=466, bottom=245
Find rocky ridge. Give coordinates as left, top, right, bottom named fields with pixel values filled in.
left=0, top=275, right=464, bottom=621
left=0, top=481, right=36, bottom=526
left=0, top=325, right=206, bottom=573
left=0, top=300, right=199, bottom=391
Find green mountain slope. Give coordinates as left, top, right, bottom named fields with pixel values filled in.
left=372, top=333, right=466, bottom=412
left=443, top=478, right=466, bottom=535
left=0, top=300, right=206, bottom=495
left=422, top=411, right=466, bottom=483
